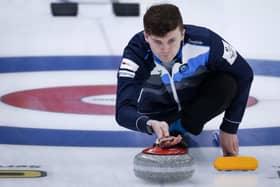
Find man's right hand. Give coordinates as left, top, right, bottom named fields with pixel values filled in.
left=147, top=120, right=169, bottom=139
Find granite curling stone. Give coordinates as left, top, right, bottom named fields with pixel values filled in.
left=133, top=146, right=194, bottom=182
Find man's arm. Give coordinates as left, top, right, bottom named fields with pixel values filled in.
left=208, top=30, right=253, bottom=156
left=115, top=58, right=150, bottom=133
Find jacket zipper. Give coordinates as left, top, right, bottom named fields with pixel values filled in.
left=162, top=66, right=182, bottom=111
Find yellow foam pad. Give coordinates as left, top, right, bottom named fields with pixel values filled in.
left=214, top=156, right=258, bottom=171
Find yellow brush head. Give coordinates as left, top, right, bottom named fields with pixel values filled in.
left=214, top=156, right=258, bottom=171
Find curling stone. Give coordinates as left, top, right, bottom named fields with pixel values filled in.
left=133, top=146, right=194, bottom=182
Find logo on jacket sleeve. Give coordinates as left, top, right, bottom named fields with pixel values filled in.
left=222, top=40, right=237, bottom=65
left=118, top=58, right=139, bottom=78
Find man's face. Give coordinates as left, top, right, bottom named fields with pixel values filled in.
left=145, top=26, right=185, bottom=63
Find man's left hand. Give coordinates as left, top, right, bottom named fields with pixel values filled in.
left=219, top=130, right=239, bottom=156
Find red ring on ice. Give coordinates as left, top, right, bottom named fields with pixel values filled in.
left=246, top=96, right=258, bottom=107
left=1, top=85, right=257, bottom=115
left=1, top=85, right=116, bottom=115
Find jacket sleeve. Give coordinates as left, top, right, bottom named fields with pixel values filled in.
left=208, top=30, right=254, bottom=134
left=115, top=41, right=151, bottom=134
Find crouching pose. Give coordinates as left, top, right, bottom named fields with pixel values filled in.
left=115, top=4, right=253, bottom=156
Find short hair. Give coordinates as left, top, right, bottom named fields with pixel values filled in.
left=143, top=4, right=184, bottom=37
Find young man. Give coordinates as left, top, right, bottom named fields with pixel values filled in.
left=115, top=4, right=253, bottom=156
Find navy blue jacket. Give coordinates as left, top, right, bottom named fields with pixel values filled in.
left=116, top=25, right=253, bottom=134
